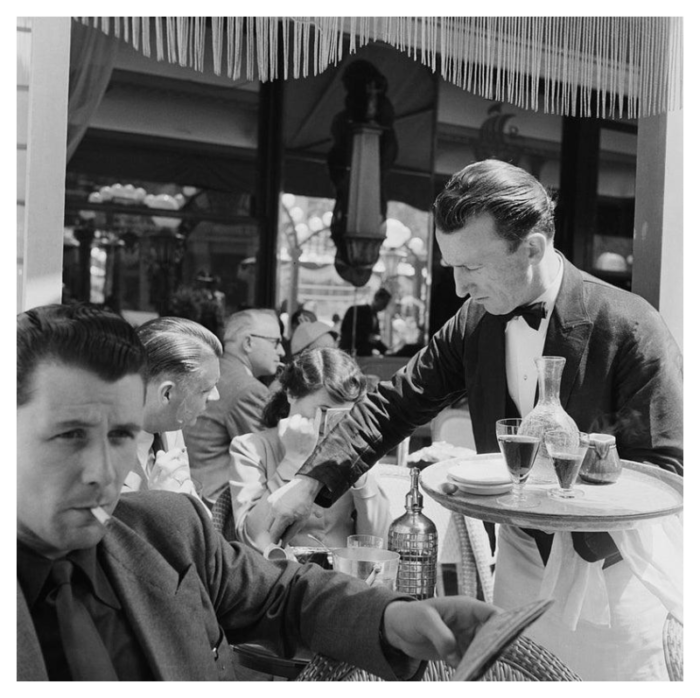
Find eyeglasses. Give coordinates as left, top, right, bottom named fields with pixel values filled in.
left=250, top=334, right=283, bottom=349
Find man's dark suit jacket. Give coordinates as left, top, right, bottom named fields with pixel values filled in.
left=17, top=492, right=413, bottom=681
left=300, top=254, right=683, bottom=500
left=184, top=353, right=270, bottom=505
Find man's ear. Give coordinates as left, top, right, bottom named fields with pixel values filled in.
left=525, top=232, right=548, bottom=265
left=157, top=380, right=176, bottom=405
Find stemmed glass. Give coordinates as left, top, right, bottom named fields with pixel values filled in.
left=495, top=418, right=541, bottom=508
left=543, top=430, right=589, bottom=499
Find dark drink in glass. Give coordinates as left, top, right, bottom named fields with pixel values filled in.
left=495, top=419, right=541, bottom=508
left=498, top=435, right=540, bottom=483
left=551, top=453, right=584, bottom=489
left=544, top=430, right=589, bottom=499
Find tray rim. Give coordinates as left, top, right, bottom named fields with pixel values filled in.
left=420, top=456, right=683, bottom=531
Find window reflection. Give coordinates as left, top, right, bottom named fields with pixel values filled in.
left=63, top=173, right=258, bottom=334
left=276, top=193, right=430, bottom=354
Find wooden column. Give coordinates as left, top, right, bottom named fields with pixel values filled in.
left=631, top=111, right=683, bottom=349
left=17, top=17, right=71, bottom=312
left=255, top=64, right=285, bottom=309
left=555, top=117, right=600, bottom=270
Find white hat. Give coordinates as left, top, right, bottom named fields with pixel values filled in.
left=291, top=321, right=338, bottom=355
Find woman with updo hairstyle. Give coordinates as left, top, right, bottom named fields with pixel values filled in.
left=228, top=347, right=391, bottom=554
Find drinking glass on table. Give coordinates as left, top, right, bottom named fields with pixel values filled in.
left=544, top=430, right=589, bottom=499
left=495, top=418, right=541, bottom=508
left=332, top=548, right=400, bottom=589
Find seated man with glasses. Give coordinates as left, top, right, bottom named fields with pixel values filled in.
left=184, top=309, right=286, bottom=507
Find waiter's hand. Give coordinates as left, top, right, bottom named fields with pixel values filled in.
left=266, top=475, right=323, bottom=545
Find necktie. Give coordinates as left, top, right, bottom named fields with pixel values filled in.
left=48, top=559, right=118, bottom=680
left=494, top=302, right=547, bottom=331
left=150, top=432, right=164, bottom=455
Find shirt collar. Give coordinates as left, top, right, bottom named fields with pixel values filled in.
left=530, top=252, right=564, bottom=319
left=137, top=429, right=156, bottom=463
left=17, top=541, right=121, bottom=610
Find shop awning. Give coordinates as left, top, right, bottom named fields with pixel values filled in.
left=75, top=16, right=682, bottom=119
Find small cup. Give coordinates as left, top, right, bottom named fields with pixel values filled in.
left=579, top=433, right=622, bottom=484
left=332, top=548, right=400, bottom=589
left=347, top=534, right=384, bottom=549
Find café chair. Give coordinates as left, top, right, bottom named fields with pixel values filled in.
left=663, top=611, right=683, bottom=681
left=430, top=407, right=476, bottom=451
left=211, top=486, right=237, bottom=543
left=295, top=634, right=581, bottom=681
left=428, top=407, right=498, bottom=598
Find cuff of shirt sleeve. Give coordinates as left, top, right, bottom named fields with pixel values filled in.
left=378, top=609, right=426, bottom=681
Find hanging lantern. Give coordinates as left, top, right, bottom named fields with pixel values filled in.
left=328, top=60, right=398, bottom=287
left=336, top=121, right=386, bottom=286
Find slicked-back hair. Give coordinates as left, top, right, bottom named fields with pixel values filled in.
left=137, top=316, right=222, bottom=383
left=223, top=308, right=279, bottom=345
left=262, top=347, right=368, bottom=428
left=17, top=303, right=147, bottom=407
left=433, top=159, right=556, bottom=252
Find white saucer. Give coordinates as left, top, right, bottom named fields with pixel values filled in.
left=447, top=454, right=511, bottom=486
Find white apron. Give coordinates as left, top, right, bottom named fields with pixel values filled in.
left=493, top=524, right=669, bottom=681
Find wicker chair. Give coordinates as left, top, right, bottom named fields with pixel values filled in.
left=296, top=634, right=581, bottom=681
left=663, top=611, right=683, bottom=681
left=211, top=486, right=237, bottom=543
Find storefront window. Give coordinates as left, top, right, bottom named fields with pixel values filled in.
left=63, top=172, right=257, bottom=335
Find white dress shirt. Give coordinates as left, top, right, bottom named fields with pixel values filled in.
left=505, top=255, right=564, bottom=417
left=123, top=430, right=204, bottom=505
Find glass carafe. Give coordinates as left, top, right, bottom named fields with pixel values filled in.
left=519, top=356, right=578, bottom=484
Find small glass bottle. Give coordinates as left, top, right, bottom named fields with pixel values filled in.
left=519, top=356, right=578, bottom=484
left=579, top=433, right=622, bottom=484
left=388, top=468, right=438, bottom=599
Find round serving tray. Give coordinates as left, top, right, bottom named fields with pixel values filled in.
left=420, top=456, right=683, bottom=531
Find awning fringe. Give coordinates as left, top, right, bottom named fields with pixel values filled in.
left=75, top=16, right=683, bottom=119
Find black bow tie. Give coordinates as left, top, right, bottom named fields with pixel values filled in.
left=493, top=302, right=547, bottom=331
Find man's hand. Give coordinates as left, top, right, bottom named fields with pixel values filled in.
left=382, top=597, right=498, bottom=668
left=278, top=413, right=320, bottom=464
left=265, top=476, right=323, bottom=545
left=149, top=448, right=191, bottom=492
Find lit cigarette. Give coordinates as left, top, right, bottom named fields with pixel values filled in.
left=91, top=506, right=111, bottom=525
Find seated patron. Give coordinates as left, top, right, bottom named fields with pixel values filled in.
left=183, top=308, right=285, bottom=506
left=228, top=347, right=391, bottom=552
left=122, top=317, right=221, bottom=501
